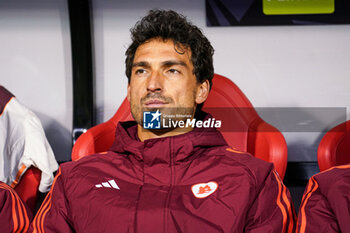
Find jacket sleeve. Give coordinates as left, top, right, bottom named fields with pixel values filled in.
left=297, top=176, right=340, bottom=233
left=20, top=109, right=59, bottom=193
left=0, top=182, right=32, bottom=233
left=29, top=167, right=74, bottom=233
left=244, top=168, right=296, bottom=233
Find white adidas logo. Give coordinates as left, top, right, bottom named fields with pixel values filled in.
left=95, top=180, right=120, bottom=189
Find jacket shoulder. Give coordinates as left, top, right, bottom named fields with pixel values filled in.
left=59, top=152, right=116, bottom=178
left=220, top=146, right=274, bottom=169
left=208, top=146, right=275, bottom=184
left=313, top=165, right=350, bottom=196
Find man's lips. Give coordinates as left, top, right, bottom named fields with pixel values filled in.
left=144, top=99, right=168, bottom=107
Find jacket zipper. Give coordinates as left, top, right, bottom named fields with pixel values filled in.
left=164, top=138, right=175, bottom=233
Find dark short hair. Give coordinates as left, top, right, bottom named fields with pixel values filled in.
left=125, top=9, right=214, bottom=88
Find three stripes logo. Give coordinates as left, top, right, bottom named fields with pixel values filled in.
left=95, top=179, right=120, bottom=189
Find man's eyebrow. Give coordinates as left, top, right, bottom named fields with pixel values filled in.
left=132, top=60, right=188, bottom=69
left=161, top=60, right=188, bottom=68
left=132, top=61, right=150, bottom=68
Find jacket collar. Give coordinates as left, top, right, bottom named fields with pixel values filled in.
left=109, top=112, right=227, bottom=164
left=0, top=86, right=14, bottom=114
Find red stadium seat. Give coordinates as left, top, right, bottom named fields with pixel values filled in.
left=72, top=74, right=288, bottom=179
left=14, top=167, right=41, bottom=212
left=318, top=120, right=350, bottom=171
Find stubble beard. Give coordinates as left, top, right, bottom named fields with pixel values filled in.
left=130, top=91, right=197, bottom=132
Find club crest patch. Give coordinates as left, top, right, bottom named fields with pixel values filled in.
left=191, top=181, right=218, bottom=198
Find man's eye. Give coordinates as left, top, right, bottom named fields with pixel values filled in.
left=135, top=69, right=146, bottom=75
left=168, top=69, right=180, bottom=74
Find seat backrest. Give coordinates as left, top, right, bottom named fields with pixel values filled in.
left=318, top=120, right=350, bottom=171
left=72, top=74, right=288, bottom=178
left=202, top=74, right=259, bottom=152
left=14, top=167, right=41, bottom=212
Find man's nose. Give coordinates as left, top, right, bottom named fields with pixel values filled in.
left=146, top=71, right=163, bottom=92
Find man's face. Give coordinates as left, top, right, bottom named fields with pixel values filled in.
left=127, top=38, right=208, bottom=126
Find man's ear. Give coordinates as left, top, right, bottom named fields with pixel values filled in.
left=195, top=80, right=210, bottom=105
left=127, top=84, right=131, bottom=102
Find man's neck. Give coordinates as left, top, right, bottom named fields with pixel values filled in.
left=137, top=125, right=193, bottom=142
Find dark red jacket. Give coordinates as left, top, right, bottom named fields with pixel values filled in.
left=31, top=120, right=295, bottom=233
left=0, top=181, right=32, bottom=233
left=297, top=164, right=350, bottom=233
